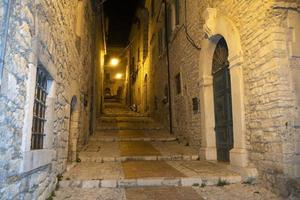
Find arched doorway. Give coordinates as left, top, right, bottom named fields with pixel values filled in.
left=212, top=38, right=233, bottom=162
left=143, top=74, right=148, bottom=112
left=68, top=96, right=79, bottom=162
left=199, top=8, right=249, bottom=168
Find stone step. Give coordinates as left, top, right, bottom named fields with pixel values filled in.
left=98, top=117, right=153, bottom=123
left=96, top=126, right=163, bottom=131
left=89, top=136, right=177, bottom=142
left=79, top=154, right=200, bottom=163
left=79, top=141, right=199, bottom=163
left=101, top=113, right=150, bottom=118
left=59, top=161, right=243, bottom=189
left=91, top=130, right=175, bottom=142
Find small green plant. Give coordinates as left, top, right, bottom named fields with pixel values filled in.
left=217, top=179, right=228, bottom=187
left=201, top=182, right=206, bottom=187
left=192, top=183, right=200, bottom=187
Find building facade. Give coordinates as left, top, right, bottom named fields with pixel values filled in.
left=129, top=0, right=300, bottom=197
left=0, top=0, right=106, bottom=199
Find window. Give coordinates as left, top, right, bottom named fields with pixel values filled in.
left=31, top=67, right=51, bottom=150
left=151, top=0, right=155, bottom=18
left=175, top=73, right=182, bottom=95
left=175, top=0, right=180, bottom=25
left=167, top=6, right=172, bottom=40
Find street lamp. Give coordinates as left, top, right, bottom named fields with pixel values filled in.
left=110, top=58, right=120, bottom=66
left=115, top=73, right=123, bottom=79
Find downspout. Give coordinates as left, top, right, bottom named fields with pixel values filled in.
left=0, top=0, right=12, bottom=89
left=163, top=0, right=173, bottom=134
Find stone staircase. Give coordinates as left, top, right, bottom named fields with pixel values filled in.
left=59, top=103, right=242, bottom=189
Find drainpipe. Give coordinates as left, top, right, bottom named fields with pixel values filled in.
left=163, top=0, right=173, bottom=134
left=0, top=0, right=12, bottom=88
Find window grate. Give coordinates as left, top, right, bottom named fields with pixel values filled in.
left=31, top=67, right=48, bottom=150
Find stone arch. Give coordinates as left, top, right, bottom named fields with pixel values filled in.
left=199, top=8, right=247, bottom=168
left=68, top=95, right=80, bottom=162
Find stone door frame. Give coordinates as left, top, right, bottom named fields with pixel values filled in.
left=199, top=8, right=248, bottom=167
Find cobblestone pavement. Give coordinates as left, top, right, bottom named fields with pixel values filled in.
left=54, top=102, right=281, bottom=200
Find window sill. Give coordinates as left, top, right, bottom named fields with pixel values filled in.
left=21, top=149, right=55, bottom=173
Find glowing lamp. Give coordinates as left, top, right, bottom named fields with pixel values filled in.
left=115, top=73, right=123, bottom=79
left=110, top=58, right=120, bottom=66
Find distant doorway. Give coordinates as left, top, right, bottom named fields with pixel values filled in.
left=212, top=38, right=233, bottom=162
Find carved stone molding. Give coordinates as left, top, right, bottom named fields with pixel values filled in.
left=203, top=8, right=218, bottom=38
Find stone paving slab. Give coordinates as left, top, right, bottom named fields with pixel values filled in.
left=125, top=187, right=204, bottom=200
left=122, top=161, right=185, bottom=179
left=119, top=141, right=161, bottom=156
left=54, top=188, right=126, bottom=200
left=62, top=162, right=123, bottom=180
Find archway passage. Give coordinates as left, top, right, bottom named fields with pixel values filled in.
left=212, top=38, right=233, bottom=162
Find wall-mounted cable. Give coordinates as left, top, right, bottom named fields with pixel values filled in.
left=184, top=0, right=201, bottom=51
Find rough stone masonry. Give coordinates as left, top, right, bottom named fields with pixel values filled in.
left=0, top=0, right=104, bottom=199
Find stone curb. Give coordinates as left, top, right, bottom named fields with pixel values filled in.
left=59, top=176, right=242, bottom=189
left=79, top=155, right=200, bottom=162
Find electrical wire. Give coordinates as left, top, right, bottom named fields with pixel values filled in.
left=184, top=0, right=201, bottom=50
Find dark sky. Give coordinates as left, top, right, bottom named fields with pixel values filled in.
left=104, top=0, right=139, bottom=47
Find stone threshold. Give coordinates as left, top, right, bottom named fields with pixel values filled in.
left=59, top=176, right=242, bottom=189
left=79, top=155, right=200, bottom=162
left=89, top=137, right=177, bottom=142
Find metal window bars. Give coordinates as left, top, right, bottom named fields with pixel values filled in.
left=31, top=67, right=48, bottom=150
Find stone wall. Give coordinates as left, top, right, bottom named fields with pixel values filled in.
left=132, top=0, right=300, bottom=198
left=0, top=0, right=102, bottom=199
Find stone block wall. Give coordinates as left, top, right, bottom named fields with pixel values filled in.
left=144, top=0, right=300, bottom=197
left=0, top=0, right=102, bottom=199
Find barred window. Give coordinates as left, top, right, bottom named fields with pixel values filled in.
left=31, top=67, right=50, bottom=150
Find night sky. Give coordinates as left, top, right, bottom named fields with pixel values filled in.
left=104, top=0, right=139, bottom=47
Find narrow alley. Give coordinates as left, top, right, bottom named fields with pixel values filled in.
left=53, top=100, right=279, bottom=200
left=0, top=0, right=300, bottom=199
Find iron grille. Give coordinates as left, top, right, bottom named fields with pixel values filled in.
left=31, top=67, right=48, bottom=150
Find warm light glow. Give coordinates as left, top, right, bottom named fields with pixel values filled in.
left=110, top=58, right=120, bottom=66
left=115, top=73, right=123, bottom=79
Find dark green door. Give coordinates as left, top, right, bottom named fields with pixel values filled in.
left=212, top=38, right=233, bottom=162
